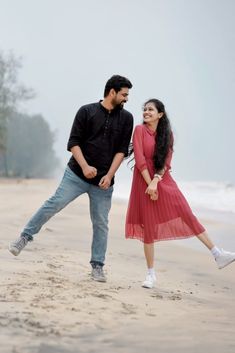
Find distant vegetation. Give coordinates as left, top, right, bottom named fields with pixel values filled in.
left=0, top=51, right=60, bottom=177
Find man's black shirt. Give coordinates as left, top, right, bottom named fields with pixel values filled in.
left=67, top=102, right=133, bottom=186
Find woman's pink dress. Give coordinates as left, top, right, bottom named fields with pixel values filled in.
left=125, top=124, right=205, bottom=243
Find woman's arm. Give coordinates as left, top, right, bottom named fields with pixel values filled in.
left=133, top=126, right=148, bottom=173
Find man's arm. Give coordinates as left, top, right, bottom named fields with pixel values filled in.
left=71, top=145, right=97, bottom=179
left=99, top=152, right=125, bottom=189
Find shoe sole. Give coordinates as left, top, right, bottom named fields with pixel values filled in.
left=91, top=276, right=107, bottom=283
left=142, top=283, right=155, bottom=289
left=218, top=258, right=235, bottom=269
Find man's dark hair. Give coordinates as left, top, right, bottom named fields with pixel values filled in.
left=104, top=75, right=132, bottom=97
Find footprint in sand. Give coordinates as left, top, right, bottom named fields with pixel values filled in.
left=150, top=293, right=164, bottom=299
left=91, top=293, right=113, bottom=300
left=46, top=276, right=64, bottom=285
left=46, top=263, right=63, bottom=269
left=168, top=293, right=182, bottom=300
left=151, top=290, right=182, bottom=301
left=121, top=303, right=137, bottom=315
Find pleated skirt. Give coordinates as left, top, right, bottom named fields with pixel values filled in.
left=125, top=168, right=205, bottom=243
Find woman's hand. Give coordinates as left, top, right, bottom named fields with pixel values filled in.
left=145, top=178, right=159, bottom=200
left=150, top=191, right=158, bottom=201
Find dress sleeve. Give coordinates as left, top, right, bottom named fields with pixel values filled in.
left=133, top=125, right=147, bottom=172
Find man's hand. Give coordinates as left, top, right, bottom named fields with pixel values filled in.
left=99, top=175, right=111, bottom=189
left=82, top=165, right=97, bottom=179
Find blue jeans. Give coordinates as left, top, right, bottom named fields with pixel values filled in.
left=21, top=166, right=113, bottom=266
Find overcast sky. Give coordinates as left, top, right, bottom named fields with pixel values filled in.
left=0, top=0, right=234, bottom=183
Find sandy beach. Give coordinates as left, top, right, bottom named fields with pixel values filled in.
left=1, top=178, right=235, bottom=353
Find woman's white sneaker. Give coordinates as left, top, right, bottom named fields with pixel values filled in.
left=216, top=249, right=235, bottom=269
left=142, top=274, right=156, bottom=289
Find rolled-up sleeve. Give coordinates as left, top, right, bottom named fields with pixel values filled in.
left=133, top=125, right=147, bottom=172
left=67, top=106, right=87, bottom=151
left=116, top=113, right=134, bottom=157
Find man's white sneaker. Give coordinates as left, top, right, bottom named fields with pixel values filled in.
left=142, top=274, right=156, bottom=289
left=216, top=249, right=235, bottom=269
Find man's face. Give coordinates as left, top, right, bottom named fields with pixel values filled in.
left=111, top=87, right=129, bottom=108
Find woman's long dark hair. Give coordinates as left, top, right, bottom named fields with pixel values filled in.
left=145, top=99, right=173, bottom=173
left=128, top=98, right=173, bottom=173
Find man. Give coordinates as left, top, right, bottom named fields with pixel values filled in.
left=9, top=75, right=133, bottom=282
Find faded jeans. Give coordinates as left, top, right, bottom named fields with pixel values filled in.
left=21, top=166, right=113, bottom=266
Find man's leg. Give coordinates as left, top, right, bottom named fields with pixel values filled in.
left=9, top=167, right=89, bottom=255
left=88, top=184, right=113, bottom=281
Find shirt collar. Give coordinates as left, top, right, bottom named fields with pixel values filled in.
left=99, top=100, right=123, bottom=113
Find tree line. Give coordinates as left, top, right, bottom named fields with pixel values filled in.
left=0, top=51, right=60, bottom=177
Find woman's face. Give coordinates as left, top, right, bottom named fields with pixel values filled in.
left=143, top=102, right=163, bottom=124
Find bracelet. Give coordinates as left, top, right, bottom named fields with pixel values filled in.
left=153, top=173, right=162, bottom=181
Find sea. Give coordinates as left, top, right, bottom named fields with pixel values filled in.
left=113, top=166, right=235, bottom=252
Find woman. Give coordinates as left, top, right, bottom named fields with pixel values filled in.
left=125, top=98, right=235, bottom=289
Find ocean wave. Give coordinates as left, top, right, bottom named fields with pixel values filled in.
left=113, top=179, right=235, bottom=214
